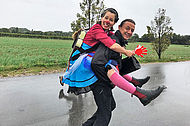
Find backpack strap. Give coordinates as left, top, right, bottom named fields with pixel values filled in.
left=70, top=43, right=100, bottom=61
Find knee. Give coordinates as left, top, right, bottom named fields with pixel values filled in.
left=107, top=69, right=116, bottom=78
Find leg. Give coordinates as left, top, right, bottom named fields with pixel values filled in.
left=93, top=85, right=115, bottom=126
left=83, top=84, right=115, bottom=126
left=107, top=69, right=136, bottom=94
left=122, top=74, right=150, bottom=87
left=107, top=68, right=166, bottom=106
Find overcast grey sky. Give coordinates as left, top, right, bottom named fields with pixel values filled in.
left=1, top=0, right=189, bottom=36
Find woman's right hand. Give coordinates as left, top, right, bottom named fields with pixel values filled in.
left=109, top=43, right=135, bottom=57
left=125, top=50, right=135, bottom=57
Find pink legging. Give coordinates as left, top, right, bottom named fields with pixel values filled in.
left=122, top=74, right=132, bottom=81
left=109, top=72, right=136, bottom=94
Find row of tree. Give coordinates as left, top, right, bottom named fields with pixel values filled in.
left=0, top=32, right=72, bottom=40
left=0, top=27, right=73, bottom=37
left=129, top=33, right=190, bottom=45
left=1, top=26, right=189, bottom=45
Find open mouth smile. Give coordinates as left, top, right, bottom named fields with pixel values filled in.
left=103, top=21, right=110, bottom=29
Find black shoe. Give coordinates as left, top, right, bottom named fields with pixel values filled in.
left=134, top=85, right=167, bottom=106
left=59, top=89, right=64, bottom=99
left=130, top=76, right=150, bottom=87
left=59, top=76, right=64, bottom=86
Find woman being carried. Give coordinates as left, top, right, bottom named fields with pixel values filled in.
left=60, top=8, right=149, bottom=94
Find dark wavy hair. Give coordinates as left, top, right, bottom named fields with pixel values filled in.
left=97, top=8, right=119, bottom=31
left=101, top=8, right=119, bottom=23
left=119, top=19, right=136, bottom=27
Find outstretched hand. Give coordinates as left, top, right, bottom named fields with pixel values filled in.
left=135, top=45, right=147, bottom=57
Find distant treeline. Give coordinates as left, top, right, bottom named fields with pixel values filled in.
left=0, top=27, right=72, bottom=40
left=129, top=33, right=190, bottom=45
left=0, top=27, right=189, bottom=45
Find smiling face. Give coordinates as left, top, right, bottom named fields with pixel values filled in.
left=118, top=21, right=135, bottom=40
left=101, top=11, right=116, bottom=30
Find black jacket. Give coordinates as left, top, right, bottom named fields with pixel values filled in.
left=91, top=30, right=127, bottom=87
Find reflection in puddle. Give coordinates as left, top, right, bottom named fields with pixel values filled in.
left=59, top=89, right=95, bottom=126
left=59, top=89, right=85, bottom=126
left=147, top=65, right=166, bottom=88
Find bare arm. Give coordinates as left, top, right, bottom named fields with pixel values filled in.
left=91, top=24, right=135, bottom=56
left=110, top=43, right=135, bottom=57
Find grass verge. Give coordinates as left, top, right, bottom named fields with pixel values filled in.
left=0, top=37, right=190, bottom=78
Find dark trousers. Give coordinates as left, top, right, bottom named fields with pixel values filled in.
left=82, top=83, right=116, bottom=126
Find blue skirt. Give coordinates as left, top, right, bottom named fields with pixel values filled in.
left=61, top=53, right=98, bottom=87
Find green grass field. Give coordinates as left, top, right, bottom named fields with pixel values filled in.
left=126, top=42, right=190, bottom=63
left=0, top=37, right=190, bottom=77
left=0, top=37, right=72, bottom=77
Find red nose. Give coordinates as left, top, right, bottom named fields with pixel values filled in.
left=105, top=21, right=110, bottom=24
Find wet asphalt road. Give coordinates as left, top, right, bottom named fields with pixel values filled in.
left=0, top=61, right=190, bottom=126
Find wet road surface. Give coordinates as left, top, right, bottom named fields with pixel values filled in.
left=0, top=61, right=190, bottom=126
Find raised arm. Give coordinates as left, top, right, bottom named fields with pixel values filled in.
left=92, top=24, right=135, bottom=57
left=110, top=43, right=135, bottom=57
